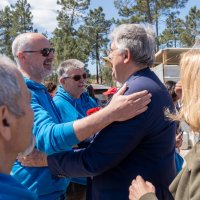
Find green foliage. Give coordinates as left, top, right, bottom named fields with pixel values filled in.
left=51, top=0, right=91, bottom=74
left=160, top=6, right=200, bottom=48
left=0, top=6, right=13, bottom=57
left=101, top=66, right=113, bottom=86
left=159, top=13, right=183, bottom=48
left=1, top=0, right=199, bottom=78
left=11, top=0, right=34, bottom=33
left=80, top=7, right=112, bottom=83
left=179, top=6, right=200, bottom=47
left=57, top=0, right=90, bottom=28
left=114, top=0, right=188, bottom=50
left=114, top=0, right=188, bottom=25
left=0, top=0, right=36, bottom=58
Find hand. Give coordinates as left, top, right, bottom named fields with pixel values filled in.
left=176, top=132, right=183, bottom=149
left=175, top=81, right=182, bottom=100
left=17, top=148, right=48, bottom=167
left=107, top=84, right=151, bottom=122
left=129, top=176, right=155, bottom=200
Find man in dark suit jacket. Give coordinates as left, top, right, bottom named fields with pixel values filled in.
left=47, top=24, right=176, bottom=200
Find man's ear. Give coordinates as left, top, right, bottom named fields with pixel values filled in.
left=17, top=51, right=25, bottom=60
left=123, top=49, right=131, bottom=64
left=0, top=106, right=12, bottom=141
left=60, top=78, right=65, bottom=85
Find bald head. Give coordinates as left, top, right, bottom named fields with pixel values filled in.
left=11, top=32, right=54, bottom=83
left=12, top=32, right=47, bottom=59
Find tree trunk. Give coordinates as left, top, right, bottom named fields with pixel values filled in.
left=95, top=33, right=99, bottom=84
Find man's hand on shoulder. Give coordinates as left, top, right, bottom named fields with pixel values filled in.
left=106, top=84, right=151, bottom=122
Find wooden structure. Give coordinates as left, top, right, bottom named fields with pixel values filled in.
left=152, top=48, right=192, bottom=82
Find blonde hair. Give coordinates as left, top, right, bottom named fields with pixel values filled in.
left=175, top=49, right=200, bottom=132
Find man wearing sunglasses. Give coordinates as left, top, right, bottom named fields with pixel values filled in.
left=55, top=59, right=98, bottom=199
left=11, top=32, right=151, bottom=200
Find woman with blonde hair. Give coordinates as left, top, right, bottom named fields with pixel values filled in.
left=129, top=49, right=200, bottom=200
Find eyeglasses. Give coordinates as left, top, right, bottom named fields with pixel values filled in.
left=106, top=47, right=119, bottom=56
left=64, top=73, right=87, bottom=81
left=23, top=48, right=55, bottom=57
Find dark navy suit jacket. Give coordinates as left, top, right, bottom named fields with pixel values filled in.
left=48, top=68, right=176, bottom=200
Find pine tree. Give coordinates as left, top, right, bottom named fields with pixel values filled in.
left=114, top=0, right=188, bottom=50
left=101, top=66, right=113, bottom=86
left=179, top=6, right=200, bottom=47
left=0, top=0, right=36, bottom=58
left=159, top=12, right=184, bottom=48
left=11, top=0, right=35, bottom=34
left=51, top=0, right=91, bottom=68
left=57, top=0, right=90, bottom=31
left=80, top=7, right=112, bottom=83
left=0, top=6, right=13, bottom=57
left=160, top=6, right=200, bottom=48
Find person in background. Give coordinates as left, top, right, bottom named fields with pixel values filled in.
left=0, top=55, right=37, bottom=200
left=129, top=49, right=200, bottom=200
left=54, top=59, right=98, bottom=200
left=165, top=80, right=184, bottom=173
left=86, top=84, right=102, bottom=106
left=46, top=24, right=176, bottom=200
left=174, top=81, right=182, bottom=101
left=11, top=32, right=151, bottom=200
left=165, top=81, right=180, bottom=111
left=103, top=87, right=118, bottom=103
left=44, top=81, right=57, bottom=97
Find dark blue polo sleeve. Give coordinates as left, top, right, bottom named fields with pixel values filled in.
left=47, top=108, right=147, bottom=177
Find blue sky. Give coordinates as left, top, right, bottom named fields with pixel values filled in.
left=90, top=0, right=200, bottom=20
left=87, top=0, right=200, bottom=74
left=0, top=0, right=199, bottom=74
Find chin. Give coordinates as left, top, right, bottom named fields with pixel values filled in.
left=42, top=69, right=52, bottom=79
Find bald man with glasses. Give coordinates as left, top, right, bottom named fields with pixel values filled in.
left=11, top=32, right=151, bottom=200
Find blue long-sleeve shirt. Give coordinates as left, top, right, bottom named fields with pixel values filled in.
left=53, top=85, right=97, bottom=185
left=0, top=173, right=37, bottom=200
left=54, top=86, right=97, bottom=148
left=48, top=68, right=176, bottom=200
left=11, top=78, right=79, bottom=199
left=54, top=86, right=97, bottom=121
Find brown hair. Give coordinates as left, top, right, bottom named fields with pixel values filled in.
left=44, top=81, right=57, bottom=93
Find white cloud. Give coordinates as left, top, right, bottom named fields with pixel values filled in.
left=0, top=0, right=60, bottom=35
left=31, top=9, right=58, bottom=34
left=0, top=0, right=10, bottom=9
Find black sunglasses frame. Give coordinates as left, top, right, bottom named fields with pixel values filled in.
left=64, top=73, right=87, bottom=81
left=23, top=48, right=55, bottom=57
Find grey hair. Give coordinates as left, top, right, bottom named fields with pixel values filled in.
left=110, top=24, right=155, bottom=66
left=57, top=59, right=84, bottom=79
left=0, top=55, right=24, bottom=116
left=12, top=33, right=41, bottom=67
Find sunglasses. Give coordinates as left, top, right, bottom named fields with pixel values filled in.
left=64, top=73, right=87, bottom=81
left=23, top=48, right=55, bottom=57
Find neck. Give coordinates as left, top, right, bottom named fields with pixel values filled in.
left=120, top=64, right=147, bottom=84
left=68, top=91, right=81, bottom=99
left=0, top=144, right=16, bottom=174
left=62, top=85, right=81, bottom=99
left=19, top=68, right=42, bottom=83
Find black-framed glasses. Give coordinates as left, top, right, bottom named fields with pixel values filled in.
left=64, top=73, right=87, bottom=81
left=23, top=48, right=55, bottom=57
